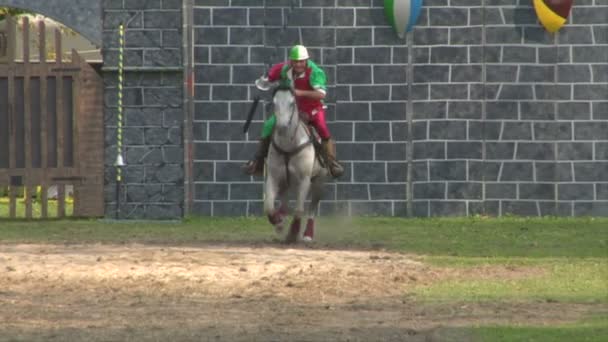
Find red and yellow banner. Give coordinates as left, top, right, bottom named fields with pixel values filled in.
left=533, top=0, right=573, bottom=33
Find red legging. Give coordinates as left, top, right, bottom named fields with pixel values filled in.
left=307, top=108, right=330, bottom=140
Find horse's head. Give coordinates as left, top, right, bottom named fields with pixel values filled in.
left=272, top=86, right=297, bottom=133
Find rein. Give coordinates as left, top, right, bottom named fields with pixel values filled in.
left=271, top=127, right=313, bottom=187
left=271, top=93, right=314, bottom=186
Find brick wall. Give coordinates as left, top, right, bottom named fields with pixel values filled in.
left=192, top=0, right=607, bottom=217
left=103, top=0, right=184, bottom=219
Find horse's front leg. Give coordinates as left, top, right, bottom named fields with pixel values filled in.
left=303, top=177, right=324, bottom=242
left=286, top=177, right=311, bottom=244
left=264, top=176, right=283, bottom=232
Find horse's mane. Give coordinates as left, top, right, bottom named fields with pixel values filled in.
left=272, top=85, right=295, bottom=99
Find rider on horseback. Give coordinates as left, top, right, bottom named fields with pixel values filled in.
left=243, top=45, right=344, bottom=178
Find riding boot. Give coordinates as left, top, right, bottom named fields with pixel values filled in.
left=321, top=138, right=344, bottom=178
left=242, top=137, right=271, bottom=176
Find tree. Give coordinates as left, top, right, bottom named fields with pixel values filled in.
left=0, top=7, right=33, bottom=20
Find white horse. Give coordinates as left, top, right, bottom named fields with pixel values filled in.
left=264, top=86, right=328, bottom=243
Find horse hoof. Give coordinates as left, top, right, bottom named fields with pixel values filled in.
left=285, top=218, right=301, bottom=244
left=268, top=212, right=282, bottom=225
left=303, top=218, right=314, bottom=242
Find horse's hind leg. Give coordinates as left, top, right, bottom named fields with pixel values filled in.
left=303, top=178, right=323, bottom=242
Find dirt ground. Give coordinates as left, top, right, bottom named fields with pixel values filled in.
left=0, top=243, right=605, bottom=342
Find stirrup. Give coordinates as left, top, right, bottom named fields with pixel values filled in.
left=242, top=160, right=263, bottom=176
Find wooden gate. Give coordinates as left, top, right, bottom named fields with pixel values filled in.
left=0, top=16, right=104, bottom=218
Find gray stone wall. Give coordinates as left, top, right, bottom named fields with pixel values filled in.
left=6, top=0, right=605, bottom=218
left=192, top=0, right=607, bottom=217
left=103, top=0, right=184, bottom=219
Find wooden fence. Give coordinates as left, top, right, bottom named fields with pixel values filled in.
left=0, top=16, right=104, bottom=218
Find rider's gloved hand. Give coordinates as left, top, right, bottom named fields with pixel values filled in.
left=255, top=76, right=271, bottom=91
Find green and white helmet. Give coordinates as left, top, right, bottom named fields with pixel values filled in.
left=289, top=45, right=309, bottom=61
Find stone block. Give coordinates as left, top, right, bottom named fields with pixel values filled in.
left=574, top=162, right=608, bottom=182
left=558, top=184, right=594, bottom=201
left=230, top=183, right=264, bottom=200
left=430, top=47, right=468, bottom=64
left=353, top=162, right=387, bottom=182
left=414, top=142, right=445, bottom=160
left=448, top=182, right=482, bottom=199
left=370, top=184, right=407, bottom=200
left=450, top=65, right=482, bottom=83
left=502, top=46, right=536, bottom=63
left=574, top=202, right=608, bottom=217
left=558, top=65, right=592, bottom=83
left=516, top=143, right=555, bottom=161
left=450, top=27, right=482, bottom=45
left=500, top=162, right=534, bottom=182
left=574, top=84, right=608, bottom=101
left=430, top=84, right=468, bottom=100
left=535, top=122, right=572, bottom=141
left=413, top=65, right=450, bottom=83
left=557, top=143, right=593, bottom=161
left=597, top=184, right=608, bottom=200
left=487, top=64, right=522, bottom=83
left=337, top=28, right=372, bottom=46
left=213, top=201, right=247, bottom=216
left=575, top=122, right=608, bottom=141
left=387, top=162, right=408, bottom=182
left=195, top=183, right=229, bottom=200
left=337, top=65, right=372, bottom=84
left=447, top=142, right=482, bottom=159
left=430, top=201, right=467, bottom=216
left=375, top=143, right=407, bottom=161
left=194, top=142, right=228, bottom=160
left=414, top=28, right=449, bottom=45
left=413, top=101, right=447, bottom=120
left=429, top=161, right=467, bottom=181
left=519, top=183, right=555, bottom=200
left=352, top=85, right=391, bottom=101
left=337, top=184, right=369, bottom=200
left=414, top=182, right=445, bottom=199
left=429, top=121, right=467, bottom=140
left=535, top=162, right=573, bottom=182
left=374, top=65, right=407, bottom=84
left=350, top=201, right=393, bottom=216
left=501, top=201, right=539, bottom=216
left=337, top=143, right=373, bottom=161
left=486, top=183, right=517, bottom=200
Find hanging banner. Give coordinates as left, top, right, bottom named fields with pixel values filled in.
left=384, top=0, right=423, bottom=39
left=533, top=0, right=573, bottom=33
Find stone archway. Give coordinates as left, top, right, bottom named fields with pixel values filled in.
left=0, top=0, right=101, bottom=47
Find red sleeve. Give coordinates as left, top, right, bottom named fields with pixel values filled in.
left=267, top=62, right=287, bottom=82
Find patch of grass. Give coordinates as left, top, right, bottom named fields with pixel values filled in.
left=474, top=317, right=608, bottom=342
left=318, top=216, right=608, bottom=258
left=412, top=260, right=608, bottom=303
left=0, top=216, right=606, bottom=259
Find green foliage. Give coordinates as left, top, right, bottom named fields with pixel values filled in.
left=0, top=7, right=33, bottom=20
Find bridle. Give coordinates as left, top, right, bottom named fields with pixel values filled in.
left=270, top=87, right=314, bottom=185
